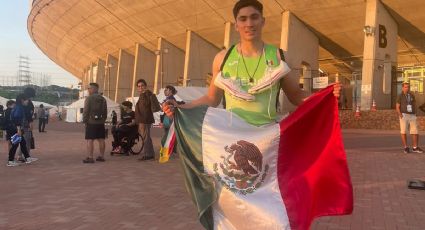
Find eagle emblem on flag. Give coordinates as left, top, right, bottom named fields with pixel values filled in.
left=213, top=140, right=269, bottom=195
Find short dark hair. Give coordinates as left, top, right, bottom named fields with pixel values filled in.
left=233, top=0, right=263, bottom=19
left=121, top=101, right=133, bottom=108
left=89, top=82, right=99, bottom=89
left=16, top=94, right=28, bottom=105
left=165, top=85, right=177, bottom=95
left=6, top=100, right=15, bottom=107
left=23, top=87, right=36, bottom=98
left=40, top=104, right=44, bottom=108
left=136, top=79, right=147, bottom=86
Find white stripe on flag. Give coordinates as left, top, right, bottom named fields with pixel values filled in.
left=201, top=107, right=291, bottom=230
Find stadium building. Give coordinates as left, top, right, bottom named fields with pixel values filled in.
left=28, top=0, right=425, bottom=111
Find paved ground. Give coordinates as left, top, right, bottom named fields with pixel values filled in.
left=1, top=121, right=425, bottom=230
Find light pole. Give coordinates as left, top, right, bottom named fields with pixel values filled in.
left=104, top=64, right=113, bottom=97
left=155, top=48, right=169, bottom=90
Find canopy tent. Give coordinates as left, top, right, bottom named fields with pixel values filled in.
left=65, top=96, right=120, bottom=123
left=33, top=101, right=56, bottom=109
left=127, top=86, right=210, bottom=125
left=0, top=96, right=9, bottom=107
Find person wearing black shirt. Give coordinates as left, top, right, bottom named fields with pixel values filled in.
left=396, top=82, right=424, bottom=153
left=17, top=87, right=36, bottom=161
left=111, top=101, right=137, bottom=154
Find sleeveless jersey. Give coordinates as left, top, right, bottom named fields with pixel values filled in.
left=221, top=44, right=280, bottom=126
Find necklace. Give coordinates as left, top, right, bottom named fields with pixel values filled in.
left=239, top=44, right=264, bottom=83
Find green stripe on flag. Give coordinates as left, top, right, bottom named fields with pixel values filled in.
left=174, top=106, right=216, bottom=230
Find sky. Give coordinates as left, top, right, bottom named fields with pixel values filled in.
left=0, top=1, right=79, bottom=87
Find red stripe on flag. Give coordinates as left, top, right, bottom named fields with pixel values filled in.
left=277, top=85, right=353, bottom=230
left=168, top=131, right=176, bottom=157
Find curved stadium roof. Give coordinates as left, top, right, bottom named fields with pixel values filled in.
left=28, top=0, right=425, bottom=79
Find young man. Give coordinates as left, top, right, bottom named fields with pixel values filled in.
left=135, top=79, right=160, bottom=161
left=396, top=82, right=423, bottom=153
left=6, top=95, right=38, bottom=167
left=161, top=1, right=344, bottom=229
left=83, top=83, right=107, bottom=163
left=163, top=0, right=340, bottom=123
left=111, top=101, right=137, bottom=154
left=16, top=87, right=36, bottom=161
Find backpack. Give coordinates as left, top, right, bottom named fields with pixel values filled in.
left=90, top=95, right=106, bottom=120
left=11, top=105, right=24, bottom=125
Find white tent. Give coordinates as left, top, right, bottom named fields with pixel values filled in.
left=0, top=96, right=9, bottom=107
left=126, top=86, right=210, bottom=125
left=65, top=96, right=120, bottom=123
left=33, top=101, right=55, bottom=109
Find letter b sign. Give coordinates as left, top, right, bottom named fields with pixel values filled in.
left=379, top=24, right=387, bottom=48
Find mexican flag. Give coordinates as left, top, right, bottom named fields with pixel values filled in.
left=173, top=85, right=353, bottom=230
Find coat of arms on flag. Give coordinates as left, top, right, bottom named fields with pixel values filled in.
left=213, top=140, right=269, bottom=195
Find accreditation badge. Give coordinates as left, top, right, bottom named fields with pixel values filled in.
left=407, top=104, right=413, bottom=113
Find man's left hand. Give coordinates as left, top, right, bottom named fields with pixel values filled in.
left=333, top=82, right=342, bottom=98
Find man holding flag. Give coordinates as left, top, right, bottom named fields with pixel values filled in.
left=163, top=0, right=352, bottom=229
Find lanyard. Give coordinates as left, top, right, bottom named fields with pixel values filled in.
left=405, top=93, right=412, bottom=105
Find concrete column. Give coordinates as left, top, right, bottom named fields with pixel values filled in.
left=89, top=63, right=96, bottom=83
left=132, top=43, right=156, bottom=98
left=183, top=30, right=220, bottom=87
left=361, top=0, right=398, bottom=110
left=105, top=54, right=118, bottom=100
left=280, top=11, right=319, bottom=113
left=115, top=49, right=135, bottom=103
left=224, top=22, right=239, bottom=49
left=153, top=37, right=185, bottom=94
left=96, top=59, right=106, bottom=93
left=81, top=69, right=88, bottom=92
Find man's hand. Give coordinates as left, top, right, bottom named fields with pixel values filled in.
left=333, top=82, right=342, bottom=98
left=399, top=114, right=403, bottom=119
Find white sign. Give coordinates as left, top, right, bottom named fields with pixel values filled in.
left=313, top=77, right=329, bottom=89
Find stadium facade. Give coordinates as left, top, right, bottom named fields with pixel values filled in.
left=28, top=0, right=425, bottom=111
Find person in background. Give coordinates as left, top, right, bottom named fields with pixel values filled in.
left=160, top=86, right=178, bottom=149
left=163, top=85, right=177, bottom=103
left=111, top=110, right=117, bottom=126
left=396, top=82, right=424, bottom=153
left=37, top=104, right=46, bottom=132
left=111, top=101, right=137, bottom=154
left=7, top=94, right=38, bottom=167
left=3, top=100, right=16, bottom=152
left=82, top=83, right=108, bottom=163
left=17, top=87, right=36, bottom=161
left=135, top=79, right=161, bottom=161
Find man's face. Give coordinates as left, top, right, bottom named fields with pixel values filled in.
left=402, top=84, right=410, bottom=93
left=137, top=82, right=146, bottom=93
left=87, top=86, right=94, bottom=95
left=235, top=6, right=265, bottom=41
left=23, top=99, right=29, bottom=106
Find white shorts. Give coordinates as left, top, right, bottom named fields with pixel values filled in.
left=399, top=113, right=418, bottom=134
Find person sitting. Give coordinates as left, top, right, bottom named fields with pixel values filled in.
left=111, top=101, right=137, bottom=154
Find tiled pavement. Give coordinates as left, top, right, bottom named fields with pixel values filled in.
left=1, top=122, right=425, bottom=230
